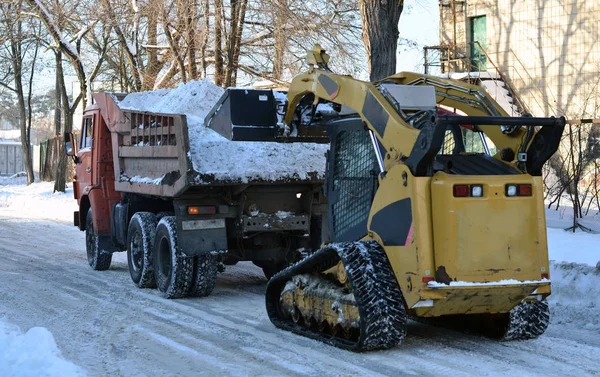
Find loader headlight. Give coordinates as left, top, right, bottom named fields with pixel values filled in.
left=471, top=185, right=483, bottom=197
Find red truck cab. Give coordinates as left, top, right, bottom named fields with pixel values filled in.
left=67, top=103, right=122, bottom=269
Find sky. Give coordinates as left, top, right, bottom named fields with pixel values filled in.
left=397, top=0, right=441, bottom=73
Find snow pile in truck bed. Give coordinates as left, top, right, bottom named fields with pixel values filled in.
left=118, top=80, right=328, bottom=183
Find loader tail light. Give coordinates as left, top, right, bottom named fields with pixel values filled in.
left=518, top=184, right=532, bottom=196
left=453, top=184, right=483, bottom=197
left=506, top=184, right=532, bottom=197
left=422, top=277, right=435, bottom=283
left=453, top=185, right=470, bottom=197
left=188, top=206, right=217, bottom=215
left=541, top=273, right=549, bottom=280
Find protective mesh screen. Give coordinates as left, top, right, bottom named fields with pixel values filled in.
left=331, top=130, right=378, bottom=240
left=440, top=129, right=456, bottom=154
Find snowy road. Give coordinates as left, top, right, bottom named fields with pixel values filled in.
left=1, top=207, right=599, bottom=377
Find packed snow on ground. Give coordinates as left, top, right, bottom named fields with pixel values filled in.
left=0, top=179, right=76, bottom=222
left=117, top=80, right=328, bottom=184
left=545, top=202, right=600, bottom=233
left=1, top=181, right=599, bottom=375
left=0, top=319, right=85, bottom=377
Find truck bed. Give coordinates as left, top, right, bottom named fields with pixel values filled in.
left=94, top=86, right=328, bottom=198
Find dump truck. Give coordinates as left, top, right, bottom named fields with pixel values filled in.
left=264, top=45, right=566, bottom=351
left=65, top=81, right=329, bottom=298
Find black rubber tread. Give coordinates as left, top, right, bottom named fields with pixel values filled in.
left=502, top=300, right=550, bottom=340
left=126, top=212, right=158, bottom=289
left=412, top=300, right=550, bottom=341
left=266, top=240, right=407, bottom=351
left=85, top=208, right=112, bottom=271
left=153, top=216, right=194, bottom=299
left=189, top=253, right=218, bottom=297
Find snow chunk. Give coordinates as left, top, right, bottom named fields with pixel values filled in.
left=275, top=211, right=293, bottom=219
left=118, top=80, right=328, bottom=183
left=428, top=278, right=550, bottom=288
left=0, top=320, right=85, bottom=377
left=121, top=174, right=165, bottom=185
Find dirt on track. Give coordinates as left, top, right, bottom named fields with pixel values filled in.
left=1, top=209, right=599, bottom=377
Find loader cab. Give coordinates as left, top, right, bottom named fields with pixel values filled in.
left=325, top=118, right=380, bottom=243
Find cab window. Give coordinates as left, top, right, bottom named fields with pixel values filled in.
left=81, top=117, right=93, bottom=149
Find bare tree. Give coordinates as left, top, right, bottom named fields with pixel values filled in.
left=0, top=0, right=42, bottom=184
left=359, top=0, right=404, bottom=81
left=26, top=0, right=107, bottom=191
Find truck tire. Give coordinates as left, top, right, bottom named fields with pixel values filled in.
left=85, top=208, right=112, bottom=271
left=189, top=253, right=218, bottom=297
left=153, top=216, right=193, bottom=299
left=127, top=212, right=158, bottom=288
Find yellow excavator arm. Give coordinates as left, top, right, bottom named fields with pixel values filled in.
left=282, top=44, right=564, bottom=176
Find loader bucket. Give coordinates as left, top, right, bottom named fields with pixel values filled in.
left=204, top=88, right=280, bottom=141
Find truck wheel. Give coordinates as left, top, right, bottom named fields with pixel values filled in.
left=127, top=212, right=158, bottom=288
left=153, top=216, right=193, bottom=299
left=85, top=208, right=112, bottom=271
left=190, top=253, right=218, bottom=297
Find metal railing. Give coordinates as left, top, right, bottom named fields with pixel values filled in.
left=423, top=42, right=530, bottom=116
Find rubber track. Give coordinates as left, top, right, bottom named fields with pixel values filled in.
left=266, top=241, right=407, bottom=352
left=502, top=300, right=549, bottom=340
left=412, top=300, right=550, bottom=341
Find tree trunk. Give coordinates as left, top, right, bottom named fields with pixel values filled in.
left=200, top=0, right=210, bottom=78
left=230, top=0, right=247, bottom=86
left=54, top=51, right=62, bottom=136
left=214, top=0, right=224, bottom=86
left=272, top=0, right=287, bottom=80
left=53, top=53, right=74, bottom=193
left=224, top=0, right=247, bottom=87
left=183, top=0, right=198, bottom=81
left=359, top=0, right=404, bottom=81
left=25, top=19, right=41, bottom=184
left=142, top=2, right=161, bottom=90
left=5, top=1, right=34, bottom=184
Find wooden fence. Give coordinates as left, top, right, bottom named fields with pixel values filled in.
left=38, top=136, right=76, bottom=181
left=0, top=142, right=28, bottom=176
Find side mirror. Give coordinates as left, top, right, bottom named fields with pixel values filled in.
left=64, top=132, right=76, bottom=156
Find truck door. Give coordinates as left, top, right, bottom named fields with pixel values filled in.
left=76, top=115, right=94, bottom=197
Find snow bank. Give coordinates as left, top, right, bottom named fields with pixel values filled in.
left=118, top=80, right=328, bottom=183
left=547, top=227, right=600, bottom=266
left=0, top=172, right=29, bottom=185
left=0, top=181, right=76, bottom=222
left=545, top=205, right=600, bottom=233
left=0, top=320, right=85, bottom=377
left=549, top=261, right=600, bottom=332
